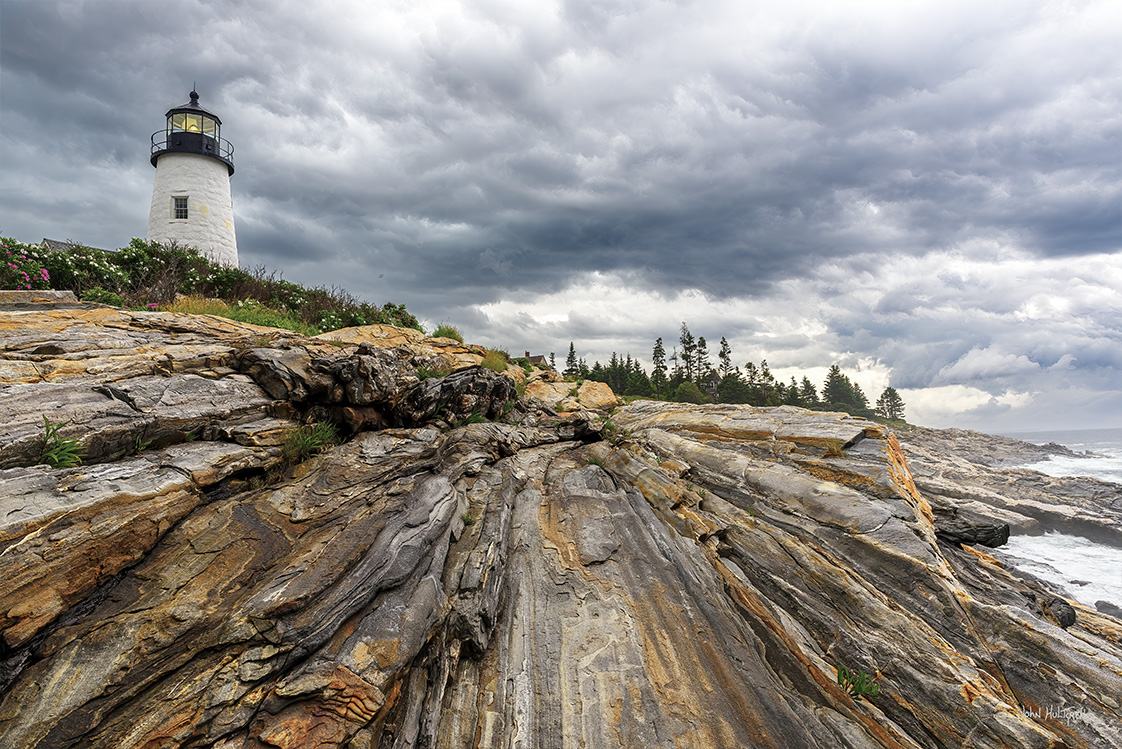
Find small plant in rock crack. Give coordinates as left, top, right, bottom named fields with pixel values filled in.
left=39, top=416, right=84, bottom=468
left=132, top=434, right=152, bottom=454
left=281, top=422, right=338, bottom=465
left=837, top=666, right=881, bottom=702
left=587, top=456, right=605, bottom=467
left=461, top=511, right=478, bottom=526
left=601, top=420, right=631, bottom=446
left=416, top=365, right=451, bottom=380
left=452, top=411, right=488, bottom=428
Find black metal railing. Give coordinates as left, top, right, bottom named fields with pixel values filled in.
left=151, top=130, right=235, bottom=173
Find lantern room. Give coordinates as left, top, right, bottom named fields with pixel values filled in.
left=150, top=90, right=234, bottom=175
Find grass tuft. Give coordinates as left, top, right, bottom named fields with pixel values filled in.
left=39, top=416, right=84, bottom=468
left=481, top=349, right=509, bottom=372
left=280, top=422, right=338, bottom=465
left=432, top=324, right=463, bottom=342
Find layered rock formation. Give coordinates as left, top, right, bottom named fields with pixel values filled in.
left=1, top=302, right=1120, bottom=748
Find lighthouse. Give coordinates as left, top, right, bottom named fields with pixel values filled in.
left=147, top=90, right=238, bottom=267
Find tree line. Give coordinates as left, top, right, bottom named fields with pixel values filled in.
left=560, top=322, right=905, bottom=421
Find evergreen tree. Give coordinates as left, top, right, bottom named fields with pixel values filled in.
left=783, top=376, right=803, bottom=406
left=851, top=381, right=869, bottom=410
left=717, top=371, right=751, bottom=403
left=565, top=343, right=578, bottom=377
left=549, top=352, right=556, bottom=370
left=651, top=337, right=668, bottom=396
left=669, top=347, right=684, bottom=388
left=799, top=376, right=819, bottom=405
left=718, top=337, right=733, bottom=378
left=696, top=336, right=712, bottom=385
left=822, top=365, right=869, bottom=412
left=679, top=323, right=696, bottom=382
left=876, top=387, right=906, bottom=420
left=822, top=365, right=851, bottom=405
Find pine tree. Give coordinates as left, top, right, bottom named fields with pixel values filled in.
left=876, top=387, right=906, bottom=420
left=718, top=337, right=733, bottom=378
left=651, top=337, right=668, bottom=396
left=549, top=352, right=556, bottom=370
left=679, top=323, right=696, bottom=382
left=799, top=376, right=818, bottom=405
left=696, top=336, right=712, bottom=384
left=822, top=365, right=850, bottom=406
left=565, top=342, right=578, bottom=377
left=783, top=376, right=803, bottom=406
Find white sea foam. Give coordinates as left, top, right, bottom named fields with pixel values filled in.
left=1000, top=531, right=1122, bottom=611
left=1023, top=453, right=1122, bottom=483
left=1003, top=427, right=1122, bottom=484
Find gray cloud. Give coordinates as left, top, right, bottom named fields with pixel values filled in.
left=2, top=0, right=1119, bottom=429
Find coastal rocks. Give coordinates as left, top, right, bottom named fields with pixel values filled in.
left=929, top=503, right=1011, bottom=547
left=523, top=379, right=618, bottom=413
left=1047, top=598, right=1077, bottom=628
left=1, top=303, right=1121, bottom=748
left=898, top=427, right=1122, bottom=545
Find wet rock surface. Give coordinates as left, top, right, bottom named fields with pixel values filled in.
left=1, top=305, right=1120, bottom=748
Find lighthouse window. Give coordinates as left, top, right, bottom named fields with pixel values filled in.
left=170, top=113, right=217, bottom=134
left=174, top=197, right=188, bottom=220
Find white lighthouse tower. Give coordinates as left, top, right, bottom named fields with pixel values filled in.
left=147, top=90, right=238, bottom=267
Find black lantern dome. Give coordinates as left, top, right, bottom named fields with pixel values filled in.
left=151, top=90, right=234, bottom=175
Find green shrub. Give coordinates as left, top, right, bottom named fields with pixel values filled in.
left=39, top=416, right=84, bottom=468
left=837, top=666, right=880, bottom=702
left=481, top=349, right=509, bottom=372
left=80, top=287, right=125, bottom=306
left=281, top=422, right=338, bottom=464
left=432, top=324, right=463, bottom=342
left=672, top=381, right=707, bottom=404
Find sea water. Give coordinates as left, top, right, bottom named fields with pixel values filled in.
left=1002, top=427, right=1122, bottom=484
left=1000, top=532, right=1122, bottom=611
left=994, top=427, right=1122, bottom=612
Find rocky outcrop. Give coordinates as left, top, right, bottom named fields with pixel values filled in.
left=898, top=426, right=1122, bottom=546
left=1, top=303, right=1120, bottom=748
left=523, top=379, right=619, bottom=414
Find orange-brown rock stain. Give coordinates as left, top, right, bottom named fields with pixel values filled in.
left=713, top=558, right=914, bottom=749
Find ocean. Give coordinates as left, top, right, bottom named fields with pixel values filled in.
left=1002, top=427, right=1122, bottom=484
left=994, top=427, right=1122, bottom=612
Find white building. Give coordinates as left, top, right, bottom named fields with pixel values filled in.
left=147, top=90, right=238, bottom=267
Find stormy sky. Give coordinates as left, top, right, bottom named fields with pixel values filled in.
left=2, top=0, right=1119, bottom=431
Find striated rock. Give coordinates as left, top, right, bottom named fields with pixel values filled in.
left=1, top=303, right=1121, bottom=748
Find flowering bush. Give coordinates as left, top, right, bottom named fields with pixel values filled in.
left=39, top=243, right=129, bottom=295
left=3, top=236, right=424, bottom=334
left=80, top=287, right=126, bottom=306
left=1, top=239, right=52, bottom=290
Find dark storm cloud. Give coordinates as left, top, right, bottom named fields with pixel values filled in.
left=2, top=0, right=1119, bottom=428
